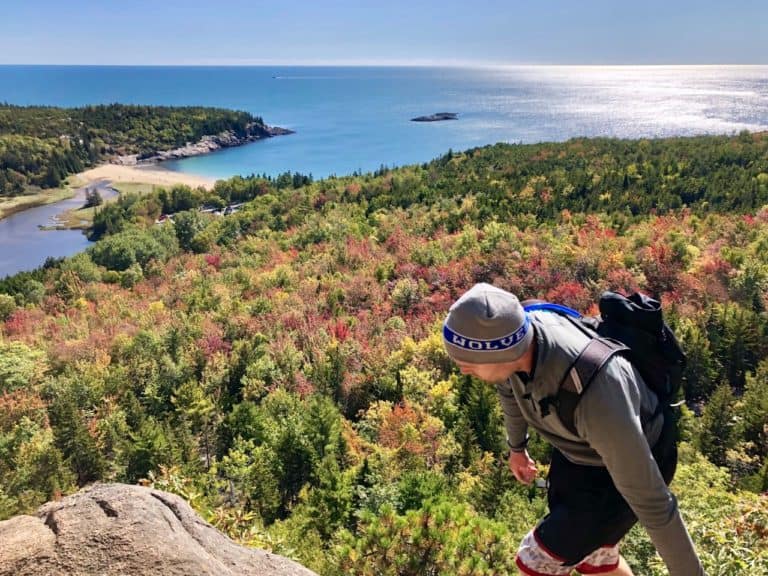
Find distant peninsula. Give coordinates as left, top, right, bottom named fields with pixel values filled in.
left=411, top=112, right=458, bottom=122
left=114, top=123, right=294, bottom=166
left=0, top=104, right=293, bottom=195
left=0, top=104, right=293, bottom=217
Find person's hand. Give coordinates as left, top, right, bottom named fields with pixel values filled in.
left=508, top=449, right=538, bottom=484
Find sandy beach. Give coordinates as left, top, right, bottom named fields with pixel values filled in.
left=0, top=163, right=218, bottom=222
left=75, top=164, right=217, bottom=190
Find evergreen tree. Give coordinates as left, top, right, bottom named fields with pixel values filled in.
left=696, top=383, right=736, bottom=467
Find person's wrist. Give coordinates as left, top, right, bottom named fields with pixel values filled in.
left=507, top=438, right=528, bottom=453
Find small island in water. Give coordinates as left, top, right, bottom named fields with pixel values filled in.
left=411, top=112, right=458, bottom=122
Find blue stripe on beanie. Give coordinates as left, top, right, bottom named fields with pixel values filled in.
left=443, top=314, right=530, bottom=353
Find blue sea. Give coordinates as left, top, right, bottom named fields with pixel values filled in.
left=2, top=65, right=767, bottom=180
left=1, top=65, right=768, bottom=277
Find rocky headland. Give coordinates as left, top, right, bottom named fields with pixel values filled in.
left=0, top=483, right=317, bottom=576
left=113, top=122, right=294, bottom=166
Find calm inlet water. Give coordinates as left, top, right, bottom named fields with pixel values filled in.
left=0, top=183, right=117, bottom=278
left=1, top=65, right=767, bottom=276
left=0, top=200, right=93, bottom=277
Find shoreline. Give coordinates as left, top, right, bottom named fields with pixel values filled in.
left=75, top=164, right=218, bottom=190
left=45, top=165, right=218, bottom=229
left=0, top=164, right=217, bottom=224
left=0, top=189, right=76, bottom=221
left=0, top=121, right=293, bottom=222
left=113, top=124, right=293, bottom=166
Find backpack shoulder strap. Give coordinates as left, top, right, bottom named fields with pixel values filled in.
left=558, top=337, right=627, bottom=435
left=522, top=299, right=628, bottom=435
left=569, top=338, right=626, bottom=394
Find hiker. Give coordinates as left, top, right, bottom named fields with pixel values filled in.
left=442, top=283, right=704, bottom=576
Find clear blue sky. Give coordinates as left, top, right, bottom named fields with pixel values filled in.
left=2, top=0, right=766, bottom=65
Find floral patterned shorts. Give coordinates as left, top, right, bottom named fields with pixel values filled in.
left=515, top=529, right=620, bottom=575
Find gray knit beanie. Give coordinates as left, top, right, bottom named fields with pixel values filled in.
left=443, top=283, right=533, bottom=364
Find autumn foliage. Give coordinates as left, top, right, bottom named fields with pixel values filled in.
left=2, top=133, right=768, bottom=574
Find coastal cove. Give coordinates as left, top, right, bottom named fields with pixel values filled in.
left=0, top=165, right=215, bottom=278
left=0, top=125, right=295, bottom=276
left=0, top=102, right=289, bottom=277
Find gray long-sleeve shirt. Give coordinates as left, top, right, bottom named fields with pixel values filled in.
left=496, top=310, right=704, bottom=576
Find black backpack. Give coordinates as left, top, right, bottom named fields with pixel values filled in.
left=522, top=292, right=686, bottom=436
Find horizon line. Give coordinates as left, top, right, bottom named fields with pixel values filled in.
left=1, top=61, right=767, bottom=68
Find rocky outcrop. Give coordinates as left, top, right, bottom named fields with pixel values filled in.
left=113, top=122, right=294, bottom=166
left=411, top=112, right=458, bottom=122
left=0, top=483, right=317, bottom=576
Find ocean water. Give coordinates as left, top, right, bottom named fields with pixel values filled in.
left=1, top=65, right=767, bottom=277
left=2, top=65, right=767, bottom=180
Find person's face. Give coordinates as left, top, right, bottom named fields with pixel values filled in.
left=455, top=360, right=518, bottom=384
